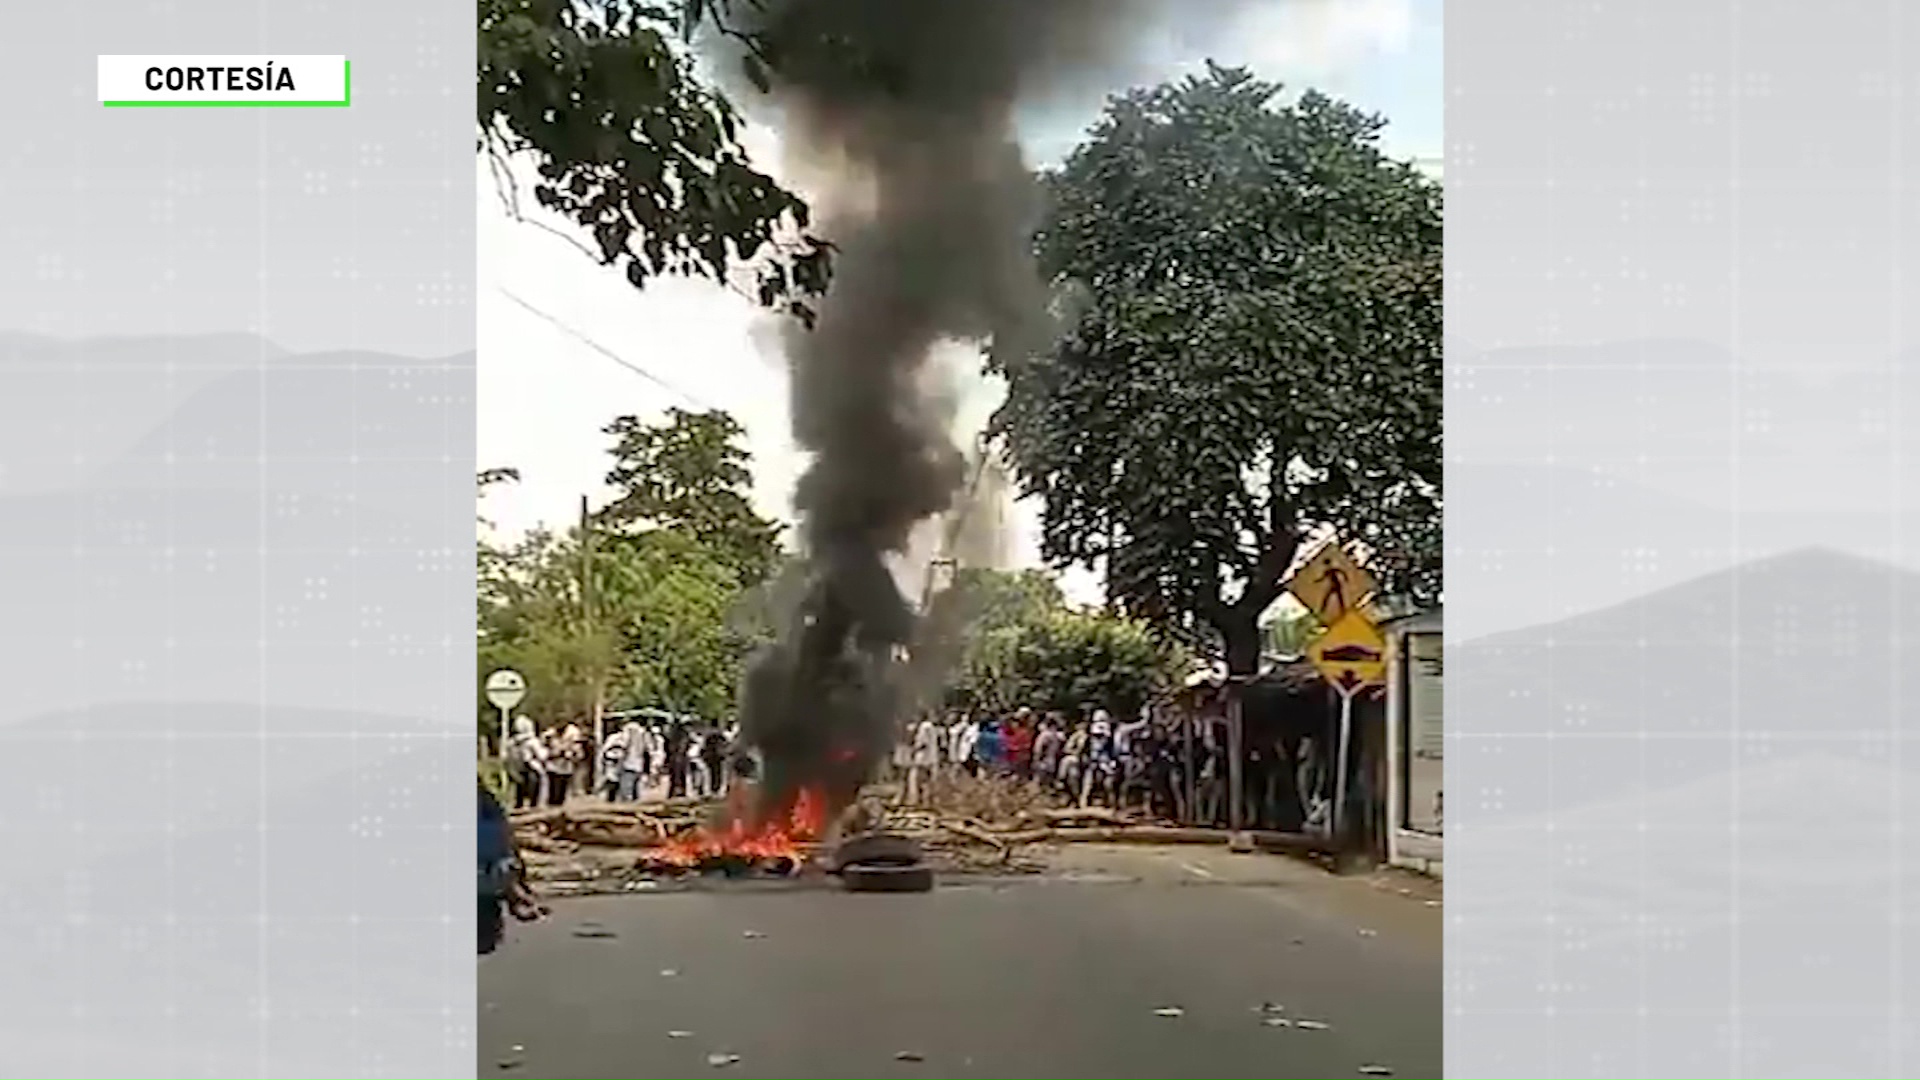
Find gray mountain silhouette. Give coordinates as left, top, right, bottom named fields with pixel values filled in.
left=1450, top=338, right=1920, bottom=515
left=0, top=339, right=475, bottom=726
left=1453, top=749, right=1919, bottom=1078
left=1451, top=547, right=1920, bottom=817
left=0, top=703, right=470, bottom=1078
left=0, top=332, right=283, bottom=494
left=1448, top=462, right=1920, bottom=640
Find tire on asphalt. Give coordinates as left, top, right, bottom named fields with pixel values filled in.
left=832, top=832, right=924, bottom=871
left=840, top=861, right=935, bottom=893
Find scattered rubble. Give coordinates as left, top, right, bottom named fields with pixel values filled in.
left=510, top=775, right=1301, bottom=890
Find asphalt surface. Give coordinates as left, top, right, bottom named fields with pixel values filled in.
left=478, top=847, right=1441, bottom=1079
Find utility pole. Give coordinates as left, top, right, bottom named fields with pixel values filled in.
left=580, top=494, right=601, bottom=797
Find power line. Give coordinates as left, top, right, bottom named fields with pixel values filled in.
left=494, top=286, right=714, bottom=410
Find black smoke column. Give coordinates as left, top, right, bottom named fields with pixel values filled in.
left=723, top=0, right=1177, bottom=826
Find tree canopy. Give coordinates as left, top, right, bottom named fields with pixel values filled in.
left=938, top=569, right=1189, bottom=719
left=478, top=0, right=831, bottom=321
left=991, top=64, right=1441, bottom=672
left=476, top=409, right=783, bottom=736
left=598, top=407, right=783, bottom=586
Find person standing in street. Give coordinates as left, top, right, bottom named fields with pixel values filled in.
left=1005, top=708, right=1035, bottom=782
left=506, top=717, right=547, bottom=810
left=974, top=717, right=1004, bottom=776
left=560, top=722, right=589, bottom=797
left=614, top=721, right=650, bottom=802
left=1059, top=719, right=1089, bottom=799
left=1080, top=711, right=1119, bottom=808
left=907, top=712, right=941, bottom=806
left=542, top=727, right=574, bottom=807
left=478, top=780, right=547, bottom=955
left=699, top=724, right=729, bottom=799
left=948, top=712, right=978, bottom=779
left=687, top=726, right=710, bottom=797
left=598, top=726, right=626, bottom=800
left=1033, top=715, right=1064, bottom=793
left=664, top=722, right=691, bottom=798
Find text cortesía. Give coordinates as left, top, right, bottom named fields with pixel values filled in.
left=144, top=62, right=297, bottom=93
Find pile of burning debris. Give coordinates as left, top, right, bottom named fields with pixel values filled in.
left=510, top=774, right=1247, bottom=893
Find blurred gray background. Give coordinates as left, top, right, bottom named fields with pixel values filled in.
left=0, top=5, right=474, bottom=1077
left=1449, top=0, right=1920, bottom=1076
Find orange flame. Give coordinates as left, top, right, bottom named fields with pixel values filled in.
left=649, top=785, right=831, bottom=869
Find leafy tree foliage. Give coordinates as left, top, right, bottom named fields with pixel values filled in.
left=479, top=523, right=748, bottom=733
left=1262, top=603, right=1320, bottom=657
left=939, top=570, right=1189, bottom=718
left=992, top=65, right=1441, bottom=674
left=598, top=407, right=782, bottom=586
left=944, top=567, right=1065, bottom=638
left=477, top=408, right=782, bottom=737
left=478, top=0, right=830, bottom=320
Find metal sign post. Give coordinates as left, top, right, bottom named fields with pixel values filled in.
left=1284, top=533, right=1390, bottom=855
left=1332, top=684, right=1357, bottom=839
left=1226, top=678, right=1245, bottom=838
left=484, top=669, right=527, bottom=757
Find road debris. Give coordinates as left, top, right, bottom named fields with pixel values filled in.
left=893, top=1051, right=926, bottom=1062
left=742, top=930, right=766, bottom=939
left=513, top=775, right=1335, bottom=889
left=1358, top=928, right=1378, bottom=938
left=1256, top=1001, right=1286, bottom=1014
left=1153, top=1006, right=1185, bottom=1018
left=660, top=968, right=679, bottom=977
left=1295, top=1020, right=1331, bottom=1031
left=1262, top=1017, right=1292, bottom=1028
left=706, top=1053, right=742, bottom=1068
left=668, top=1031, right=693, bottom=1039
left=571, top=923, right=616, bottom=939
left=1358, top=1066, right=1394, bottom=1076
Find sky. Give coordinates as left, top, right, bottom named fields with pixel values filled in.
left=477, top=0, right=1443, bottom=607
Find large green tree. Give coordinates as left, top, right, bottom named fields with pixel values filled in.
left=478, top=524, right=747, bottom=734
left=597, top=407, right=783, bottom=586
left=953, top=606, right=1188, bottom=720
left=476, top=407, right=779, bottom=737
left=478, top=0, right=830, bottom=320
left=934, top=569, right=1188, bottom=719
left=992, top=65, right=1442, bottom=677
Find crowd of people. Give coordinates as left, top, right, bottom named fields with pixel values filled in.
left=894, top=703, right=1337, bottom=832
left=498, top=700, right=1339, bottom=834
left=500, top=714, right=744, bottom=810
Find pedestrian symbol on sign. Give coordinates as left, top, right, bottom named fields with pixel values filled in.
left=1286, top=540, right=1378, bottom=627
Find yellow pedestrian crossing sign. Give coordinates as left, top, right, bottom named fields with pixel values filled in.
left=1287, top=540, right=1378, bottom=625
left=1306, top=610, right=1388, bottom=696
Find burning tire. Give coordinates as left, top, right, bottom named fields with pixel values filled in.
left=840, top=861, right=935, bottom=893
left=831, top=832, right=924, bottom=872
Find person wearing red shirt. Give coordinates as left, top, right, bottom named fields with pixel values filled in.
left=1005, top=706, right=1036, bottom=780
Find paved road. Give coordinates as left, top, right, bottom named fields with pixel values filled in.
left=479, top=847, right=1441, bottom=1079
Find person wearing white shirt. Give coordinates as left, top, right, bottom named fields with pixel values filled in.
left=506, top=717, right=548, bottom=810
left=947, top=714, right=979, bottom=778
left=906, top=714, right=941, bottom=806
left=614, top=721, right=652, bottom=802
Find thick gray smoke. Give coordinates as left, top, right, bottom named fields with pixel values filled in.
left=720, top=0, right=1174, bottom=826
